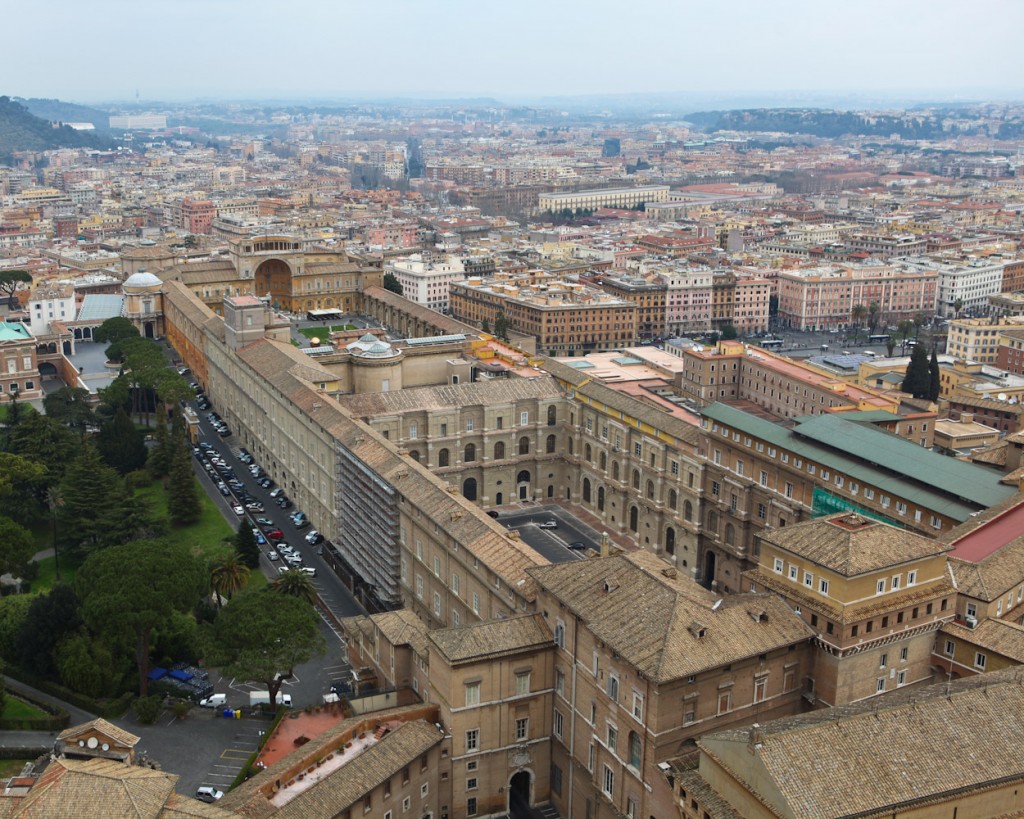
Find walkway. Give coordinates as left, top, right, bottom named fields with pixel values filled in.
left=0, top=675, right=97, bottom=754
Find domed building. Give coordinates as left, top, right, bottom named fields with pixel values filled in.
left=122, top=270, right=164, bottom=338
left=345, top=334, right=404, bottom=393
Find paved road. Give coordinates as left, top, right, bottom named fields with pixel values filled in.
left=497, top=507, right=602, bottom=563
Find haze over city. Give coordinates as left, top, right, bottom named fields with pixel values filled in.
left=6, top=0, right=1024, bottom=104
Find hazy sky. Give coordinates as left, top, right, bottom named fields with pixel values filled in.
left=6, top=0, right=1023, bottom=104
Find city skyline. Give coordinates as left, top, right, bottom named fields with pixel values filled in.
left=6, top=0, right=1024, bottom=104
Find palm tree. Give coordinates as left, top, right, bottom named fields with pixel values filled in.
left=850, top=304, right=867, bottom=341
left=271, top=569, right=316, bottom=603
left=210, top=554, right=251, bottom=607
left=952, top=298, right=964, bottom=319
left=867, top=301, right=881, bottom=333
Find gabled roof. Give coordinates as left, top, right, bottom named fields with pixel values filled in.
left=56, top=718, right=140, bottom=749
left=429, top=613, right=552, bottom=665
left=698, top=667, right=1024, bottom=819
left=528, top=551, right=813, bottom=682
left=759, top=513, right=948, bottom=576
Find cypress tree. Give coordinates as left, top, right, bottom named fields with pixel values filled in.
left=96, top=406, right=147, bottom=475
left=235, top=521, right=260, bottom=569
left=901, top=344, right=930, bottom=399
left=167, top=446, right=200, bottom=526
left=928, top=348, right=941, bottom=402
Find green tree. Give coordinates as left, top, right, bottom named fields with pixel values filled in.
left=0, top=595, right=33, bottom=660
left=271, top=568, right=316, bottom=603
left=147, top=418, right=173, bottom=478
left=480, top=318, right=491, bottom=335
left=210, top=553, right=251, bottom=606
left=0, top=517, right=35, bottom=582
left=850, top=303, right=867, bottom=336
left=214, top=592, right=325, bottom=711
left=867, top=301, right=881, bottom=333
left=43, top=387, right=95, bottom=435
left=92, top=316, right=140, bottom=346
left=57, top=443, right=137, bottom=557
left=382, top=272, right=404, bottom=296
left=235, top=521, right=260, bottom=569
left=77, top=539, right=206, bottom=695
left=96, top=406, right=147, bottom=475
left=913, top=312, right=928, bottom=338
left=494, top=311, right=511, bottom=342
left=55, top=631, right=123, bottom=699
left=167, top=444, right=201, bottom=526
left=928, top=347, right=941, bottom=402
left=8, top=413, right=77, bottom=487
left=901, top=344, right=931, bottom=399
left=720, top=325, right=738, bottom=341
left=0, top=453, right=45, bottom=525
left=14, top=584, right=81, bottom=679
left=0, top=269, right=31, bottom=301
left=952, top=299, right=964, bottom=319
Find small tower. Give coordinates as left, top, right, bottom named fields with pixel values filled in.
left=223, top=294, right=267, bottom=351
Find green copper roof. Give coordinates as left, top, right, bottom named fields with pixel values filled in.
left=0, top=321, right=31, bottom=341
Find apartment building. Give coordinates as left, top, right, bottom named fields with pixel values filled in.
left=528, top=551, right=813, bottom=819
left=948, top=315, right=1024, bottom=363
left=900, top=254, right=1008, bottom=317
left=0, top=321, right=41, bottom=402
left=996, top=327, right=1024, bottom=374
left=597, top=274, right=666, bottom=339
left=450, top=277, right=635, bottom=356
left=745, top=513, right=954, bottom=706
left=776, top=264, right=937, bottom=331
left=388, top=253, right=465, bottom=313
left=656, top=266, right=714, bottom=335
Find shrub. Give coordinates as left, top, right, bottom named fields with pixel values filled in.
left=133, top=695, right=163, bottom=724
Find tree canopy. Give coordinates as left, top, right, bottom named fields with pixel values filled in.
left=0, top=269, right=31, bottom=300
left=93, top=316, right=140, bottom=346
left=214, top=592, right=324, bottom=709
left=901, top=344, right=931, bottom=399
left=76, top=540, right=206, bottom=695
left=57, top=442, right=139, bottom=556
left=382, top=272, right=404, bottom=295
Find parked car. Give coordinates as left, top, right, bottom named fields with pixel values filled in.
left=198, top=693, right=226, bottom=708
left=305, top=531, right=324, bottom=545
left=196, top=787, right=224, bottom=803
left=218, top=426, right=231, bottom=437
left=284, top=554, right=303, bottom=566
left=486, top=510, right=500, bottom=518
left=218, top=485, right=230, bottom=496
left=255, top=517, right=274, bottom=527
left=267, top=550, right=279, bottom=561
left=266, top=529, right=284, bottom=541
left=277, top=499, right=293, bottom=510
left=298, top=566, right=316, bottom=576
left=538, top=520, right=558, bottom=529
left=245, top=502, right=264, bottom=512
left=293, top=518, right=310, bottom=530
left=269, top=488, right=284, bottom=498
left=256, top=477, right=273, bottom=488
left=568, top=541, right=588, bottom=550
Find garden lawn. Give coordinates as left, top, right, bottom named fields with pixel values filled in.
left=30, top=555, right=77, bottom=593
left=0, top=759, right=33, bottom=779
left=2, top=697, right=48, bottom=721
left=135, top=477, right=234, bottom=563
left=297, top=324, right=356, bottom=340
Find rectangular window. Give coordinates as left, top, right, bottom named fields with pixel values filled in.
left=472, top=592, right=480, bottom=615
left=520, top=411, right=529, bottom=425
left=711, top=481, right=720, bottom=496
left=465, top=729, right=479, bottom=752
left=465, top=682, right=480, bottom=707
left=907, top=570, right=917, bottom=585
left=415, top=575, right=423, bottom=599
left=515, top=717, right=528, bottom=741
left=900, top=646, right=909, bottom=661
left=452, top=573, right=460, bottom=596
left=804, top=571, right=813, bottom=588
left=788, top=564, right=798, bottom=581
left=632, top=691, right=644, bottom=721
left=877, top=678, right=886, bottom=693
left=773, top=557, right=784, bottom=574
left=554, top=621, right=565, bottom=648
left=892, top=574, right=901, bottom=590
left=784, top=482, right=794, bottom=499
left=975, top=653, right=987, bottom=670
left=819, top=578, right=829, bottom=596
left=607, top=674, right=619, bottom=701
left=433, top=592, right=441, bottom=617
left=760, top=470, right=769, bottom=487
left=433, top=556, right=441, bottom=577
left=607, top=724, right=618, bottom=753
left=515, top=671, right=531, bottom=696
left=467, top=797, right=477, bottom=816
left=945, top=640, right=955, bottom=656
left=554, top=709, right=564, bottom=738
left=717, top=690, right=732, bottom=714
left=555, top=669, right=565, bottom=696
left=602, top=765, right=614, bottom=797
left=876, top=579, right=886, bottom=594
left=757, top=503, right=767, bottom=519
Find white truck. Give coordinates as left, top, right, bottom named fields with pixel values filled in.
left=248, top=690, right=293, bottom=708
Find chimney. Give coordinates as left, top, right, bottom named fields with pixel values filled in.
left=600, top=531, right=610, bottom=558
left=961, top=413, right=974, bottom=425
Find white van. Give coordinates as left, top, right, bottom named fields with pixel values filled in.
left=199, top=693, right=227, bottom=708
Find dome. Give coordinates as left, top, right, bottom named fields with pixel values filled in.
left=123, top=271, right=162, bottom=290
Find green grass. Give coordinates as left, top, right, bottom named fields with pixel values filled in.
left=2, top=697, right=49, bottom=721
left=135, top=478, right=235, bottom=564
left=297, top=324, right=356, bottom=340
left=31, top=555, right=77, bottom=593
left=0, top=759, right=33, bottom=779
left=0, top=404, right=36, bottom=422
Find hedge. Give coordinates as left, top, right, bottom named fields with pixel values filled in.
left=228, top=707, right=289, bottom=791
left=3, top=664, right=134, bottom=720
left=0, top=693, right=69, bottom=731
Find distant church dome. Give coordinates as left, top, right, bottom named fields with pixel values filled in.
left=346, top=334, right=401, bottom=360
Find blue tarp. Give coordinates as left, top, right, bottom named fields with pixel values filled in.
left=168, top=669, right=193, bottom=682
left=148, top=667, right=168, bottom=680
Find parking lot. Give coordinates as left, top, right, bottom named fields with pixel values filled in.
left=495, top=507, right=606, bottom=563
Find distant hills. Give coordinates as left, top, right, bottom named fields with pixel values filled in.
left=18, top=97, right=114, bottom=131
left=0, top=96, right=109, bottom=161
left=685, top=108, right=959, bottom=139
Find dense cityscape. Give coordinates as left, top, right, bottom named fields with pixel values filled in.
left=2, top=3, right=1024, bottom=817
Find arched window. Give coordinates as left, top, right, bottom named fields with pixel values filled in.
left=684, top=500, right=693, bottom=521
left=546, top=434, right=556, bottom=454
left=568, top=439, right=573, bottom=455
left=463, top=477, right=478, bottom=501
left=629, top=731, right=641, bottom=768
left=632, top=470, right=641, bottom=490
left=600, top=452, right=607, bottom=470
left=517, top=470, right=531, bottom=484
left=629, top=505, right=639, bottom=532
left=409, top=450, right=420, bottom=462
left=583, top=478, right=592, bottom=504
left=612, top=462, right=620, bottom=481
left=547, top=484, right=554, bottom=498
left=464, top=443, right=476, bottom=462
left=707, top=511, right=718, bottom=532
left=494, top=441, right=505, bottom=460
left=668, top=489, right=677, bottom=509
left=585, top=443, right=592, bottom=462
left=438, top=449, right=450, bottom=467
left=547, top=406, right=556, bottom=426
left=598, top=486, right=605, bottom=512
left=646, top=480, right=655, bottom=499
left=725, top=523, right=735, bottom=546
left=519, top=436, right=530, bottom=455
left=666, top=527, right=676, bottom=555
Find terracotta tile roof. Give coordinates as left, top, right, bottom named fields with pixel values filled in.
left=698, top=667, right=1024, bottom=818
left=759, top=513, right=949, bottom=576
left=942, top=618, right=1024, bottom=663
left=429, top=613, right=552, bottom=665
left=56, top=718, right=140, bottom=748
left=336, top=377, right=564, bottom=417
left=529, top=551, right=813, bottom=681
